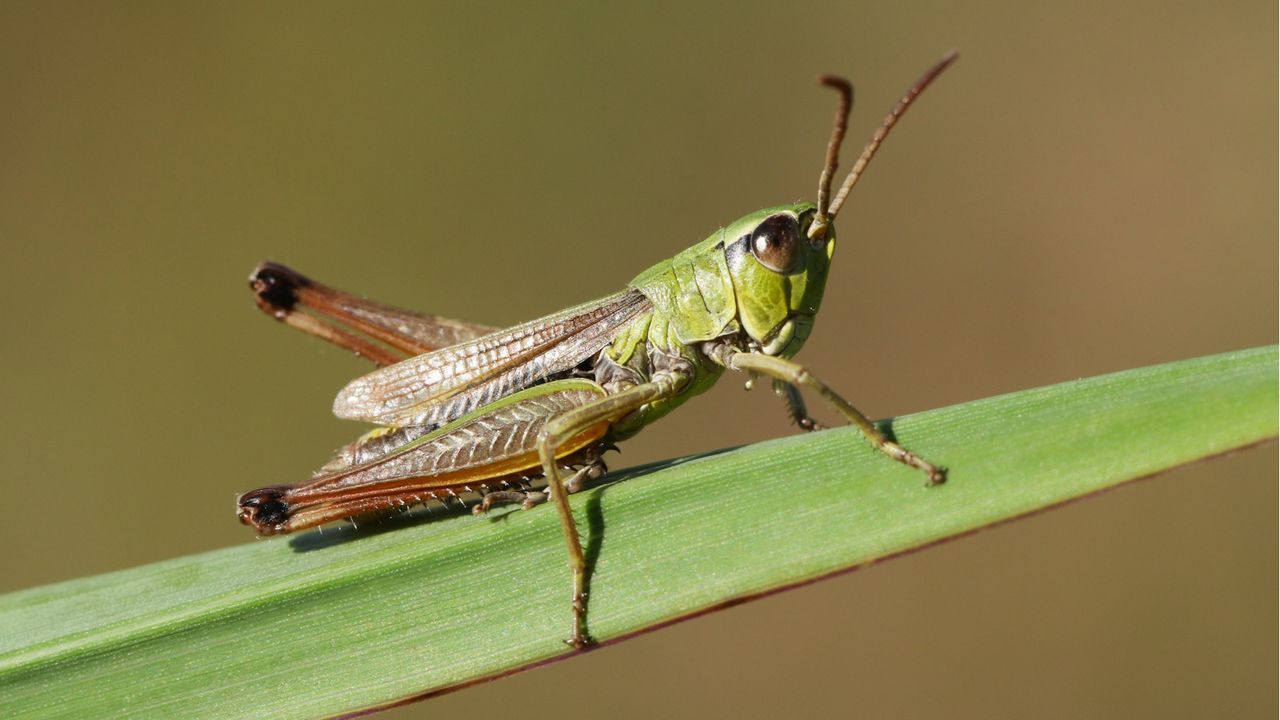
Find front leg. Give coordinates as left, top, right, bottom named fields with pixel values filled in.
left=729, top=352, right=945, bottom=486
left=536, top=373, right=688, bottom=649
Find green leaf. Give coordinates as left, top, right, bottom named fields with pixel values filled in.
left=1, top=346, right=1275, bottom=719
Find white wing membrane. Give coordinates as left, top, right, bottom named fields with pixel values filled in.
left=332, top=289, right=650, bottom=427
left=306, top=382, right=608, bottom=497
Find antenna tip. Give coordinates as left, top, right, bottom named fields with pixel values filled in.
left=818, top=74, right=851, bottom=92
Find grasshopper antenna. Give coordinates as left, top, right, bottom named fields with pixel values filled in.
left=809, top=49, right=959, bottom=240
left=813, top=75, right=852, bottom=237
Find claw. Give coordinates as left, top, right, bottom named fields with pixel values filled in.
left=926, top=466, right=948, bottom=486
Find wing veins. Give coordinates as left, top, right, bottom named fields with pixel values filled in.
left=333, top=290, right=650, bottom=426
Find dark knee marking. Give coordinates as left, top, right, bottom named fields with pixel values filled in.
left=250, top=262, right=311, bottom=316
left=236, top=485, right=294, bottom=534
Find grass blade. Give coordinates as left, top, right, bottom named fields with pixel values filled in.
left=1, top=346, right=1275, bottom=719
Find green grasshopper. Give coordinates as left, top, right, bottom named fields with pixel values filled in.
left=237, top=52, right=957, bottom=648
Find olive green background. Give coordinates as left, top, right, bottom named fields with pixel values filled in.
left=1, top=2, right=1275, bottom=718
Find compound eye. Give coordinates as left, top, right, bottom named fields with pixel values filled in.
left=750, top=214, right=803, bottom=274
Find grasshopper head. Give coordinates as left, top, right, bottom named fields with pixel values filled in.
left=723, top=204, right=834, bottom=358
left=728, top=51, right=958, bottom=358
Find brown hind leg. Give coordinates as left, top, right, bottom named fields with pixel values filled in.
left=249, top=262, right=495, bottom=366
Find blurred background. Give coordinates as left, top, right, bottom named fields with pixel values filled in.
left=0, top=2, right=1274, bottom=718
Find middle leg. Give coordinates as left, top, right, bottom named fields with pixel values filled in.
left=535, top=373, right=687, bottom=648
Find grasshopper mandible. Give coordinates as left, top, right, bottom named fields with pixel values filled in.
left=238, top=51, right=957, bottom=648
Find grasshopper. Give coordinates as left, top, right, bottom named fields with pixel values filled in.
left=237, top=52, right=957, bottom=648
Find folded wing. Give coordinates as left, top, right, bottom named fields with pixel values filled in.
left=332, top=289, right=651, bottom=427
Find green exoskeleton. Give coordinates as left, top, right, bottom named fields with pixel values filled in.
left=238, top=52, right=957, bottom=648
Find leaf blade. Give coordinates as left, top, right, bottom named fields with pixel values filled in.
left=1, top=346, right=1275, bottom=719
